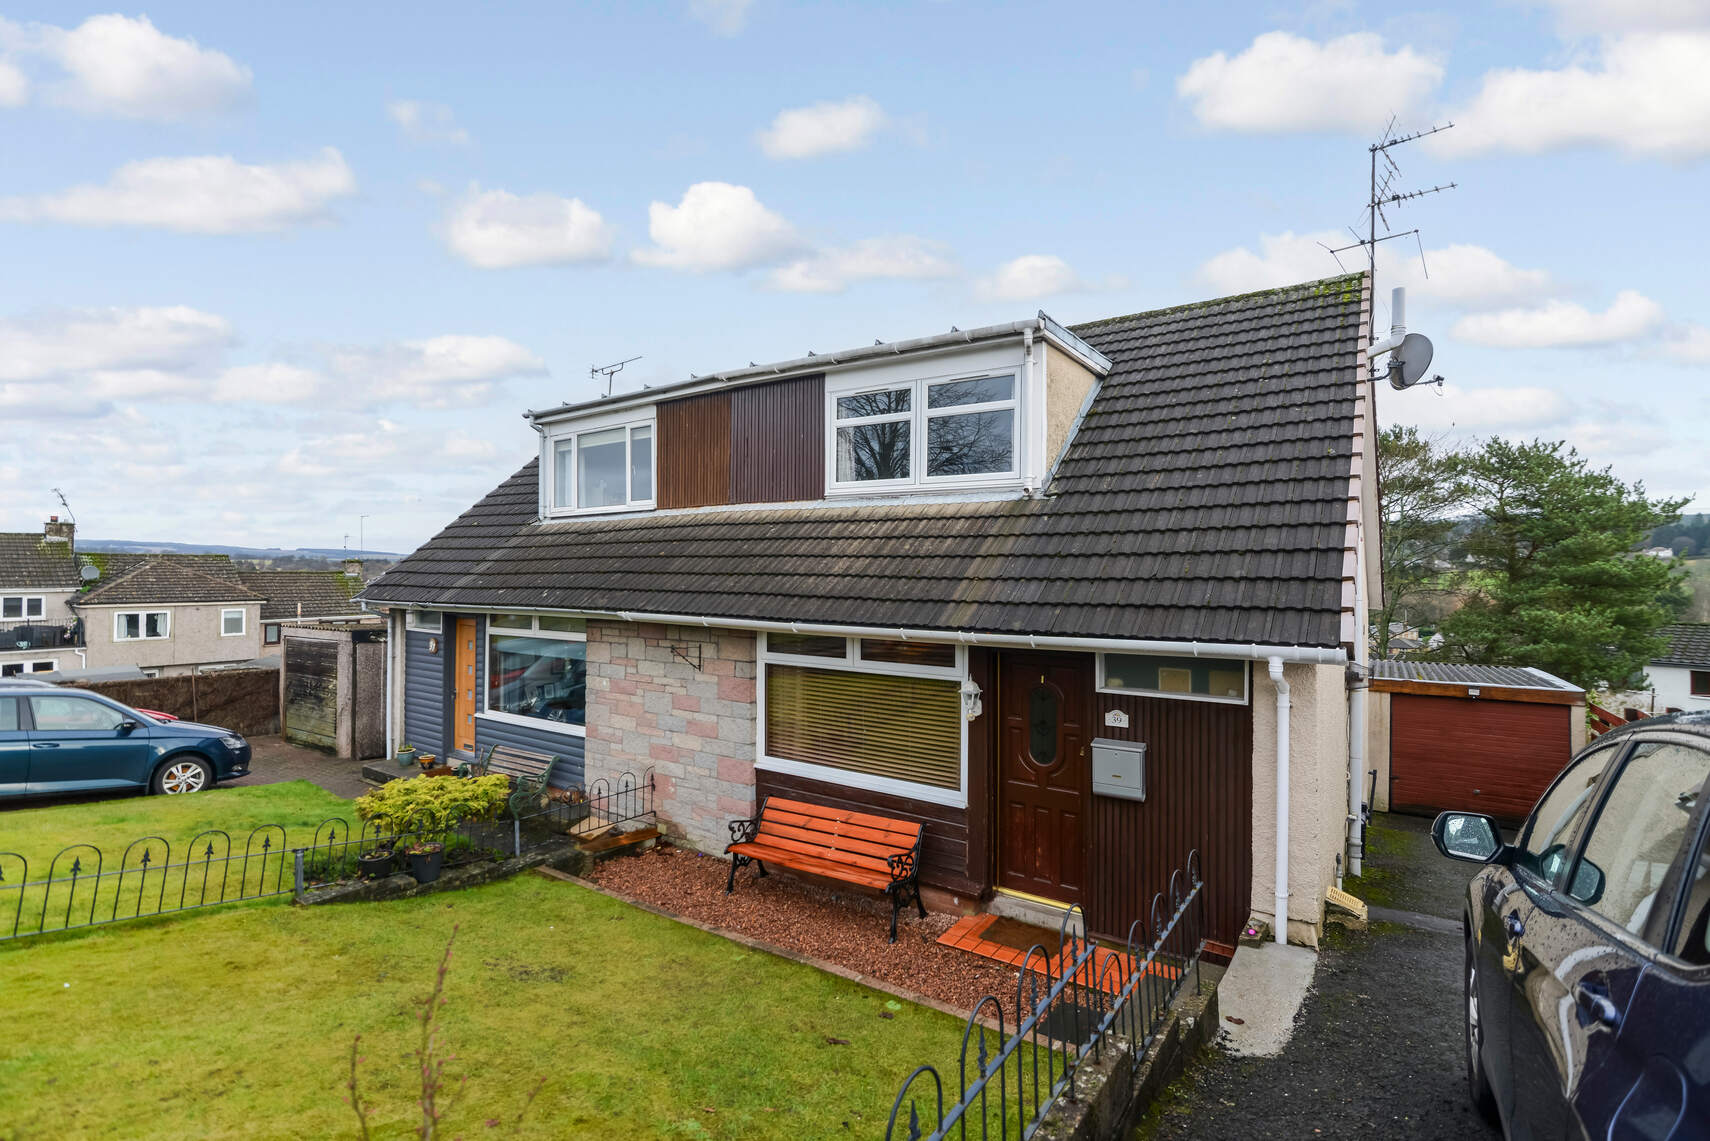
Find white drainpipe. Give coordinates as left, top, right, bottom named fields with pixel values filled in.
left=1269, top=656, right=1291, bottom=944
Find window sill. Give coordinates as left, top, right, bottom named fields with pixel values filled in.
left=476, top=710, right=587, bottom=737
left=756, top=755, right=966, bottom=808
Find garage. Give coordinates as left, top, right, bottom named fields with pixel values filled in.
left=1371, top=662, right=1586, bottom=823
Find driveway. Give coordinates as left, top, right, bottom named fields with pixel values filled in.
left=1137, top=813, right=1503, bottom=1140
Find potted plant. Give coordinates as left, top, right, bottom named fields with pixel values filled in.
left=357, top=842, right=396, bottom=878
left=405, top=839, right=445, bottom=884
left=395, top=742, right=419, bottom=768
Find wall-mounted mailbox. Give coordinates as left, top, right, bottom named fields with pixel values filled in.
left=1091, top=738, right=1146, bottom=802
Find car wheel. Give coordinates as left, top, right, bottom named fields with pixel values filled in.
left=1466, top=941, right=1500, bottom=1123
left=152, top=756, right=213, bottom=795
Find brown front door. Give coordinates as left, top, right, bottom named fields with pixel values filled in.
left=453, top=617, right=477, bottom=753
left=998, top=652, right=1091, bottom=904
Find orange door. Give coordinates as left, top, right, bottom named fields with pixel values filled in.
left=453, top=618, right=477, bottom=753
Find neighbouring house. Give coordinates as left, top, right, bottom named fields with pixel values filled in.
left=361, top=274, right=1382, bottom=950
left=0, top=518, right=81, bottom=677
left=1614, top=623, right=1710, bottom=715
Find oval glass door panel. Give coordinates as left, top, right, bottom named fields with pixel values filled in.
left=1029, top=683, right=1061, bottom=767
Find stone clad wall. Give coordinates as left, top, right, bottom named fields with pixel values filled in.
left=583, top=620, right=758, bottom=852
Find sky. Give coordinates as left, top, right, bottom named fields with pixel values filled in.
left=1, top=0, right=1705, bottom=555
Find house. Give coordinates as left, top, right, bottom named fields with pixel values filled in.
left=0, top=518, right=81, bottom=676
left=1617, top=623, right=1710, bottom=715
left=360, top=273, right=1382, bottom=949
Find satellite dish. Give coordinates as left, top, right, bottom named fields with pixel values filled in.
left=80, top=563, right=100, bottom=581
left=1388, top=333, right=1435, bottom=390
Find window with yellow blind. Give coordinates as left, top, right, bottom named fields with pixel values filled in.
left=762, top=663, right=963, bottom=795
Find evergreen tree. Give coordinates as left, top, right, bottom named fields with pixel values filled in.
left=1434, top=438, right=1687, bottom=691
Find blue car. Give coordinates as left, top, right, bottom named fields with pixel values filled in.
left=1433, top=711, right=1710, bottom=1140
left=0, top=682, right=251, bottom=798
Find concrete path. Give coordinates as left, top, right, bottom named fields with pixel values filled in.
left=1136, top=813, right=1501, bottom=1139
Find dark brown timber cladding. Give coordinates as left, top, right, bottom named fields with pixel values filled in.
left=1389, top=694, right=1570, bottom=823
left=1084, top=691, right=1253, bottom=948
left=755, top=769, right=979, bottom=897
left=730, top=373, right=824, bottom=503
left=657, top=391, right=732, bottom=508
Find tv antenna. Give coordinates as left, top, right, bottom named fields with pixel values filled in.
left=592, top=355, right=643, bottom=398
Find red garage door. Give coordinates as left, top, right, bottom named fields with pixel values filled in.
left=1390, top=694, right=1572, bottom=823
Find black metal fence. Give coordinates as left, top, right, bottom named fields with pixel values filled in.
left=0, top=768, right=658, bottom=943
left=885, top=850, right=1206, bottom=1140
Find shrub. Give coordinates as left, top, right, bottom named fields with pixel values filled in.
left=354, top=775, right=512, bottom=837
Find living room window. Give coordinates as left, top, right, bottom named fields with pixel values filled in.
left=115, top=611, right=170, bottom=641
left=548, top=418, right=655, bottom=515
left=828, top=373, right=1018, bottom=492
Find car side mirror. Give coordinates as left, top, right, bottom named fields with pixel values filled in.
left=1432, top=811, right=1503, bottom=863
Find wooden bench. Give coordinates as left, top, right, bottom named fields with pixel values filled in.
left=456, top=745, right=561, bottom=819
left=725, top=797, right=926, bottom=942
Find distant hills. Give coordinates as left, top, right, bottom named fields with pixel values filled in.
left=77, top=539, right=403, bottom=561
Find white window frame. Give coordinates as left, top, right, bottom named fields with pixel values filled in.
left=405, top=610, right=443, bottom=633
left=544, top=412, right=657, bottom=518
left=1096, top=653, right=1250, bottom=706
left=221, top=608, right=247, bottom=637
left=478, top=614, right=588, bottom=737
left=756, top=631, right=968, bottom=808
left=1, top=595, right=46, bottom=620
left=114, top=610, right=171, bottom=642
left=826, top=371, right=1022, bottom=496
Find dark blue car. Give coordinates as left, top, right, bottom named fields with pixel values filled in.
left=1434, top=711, right=1710, bottom=1140
left=0, top=683, right=251, bottom=798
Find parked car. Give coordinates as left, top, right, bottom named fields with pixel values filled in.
left=1433, top=710, right=1709, bottom=1140
left=0, top=685, right=251, bottom=798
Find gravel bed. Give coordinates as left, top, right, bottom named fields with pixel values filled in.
left=590, top=844, right=1031, bottom=1018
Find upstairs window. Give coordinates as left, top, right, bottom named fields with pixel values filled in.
left=829, top=374, right=1018, bottom=492
left=550, top=420, right=654, bottom=514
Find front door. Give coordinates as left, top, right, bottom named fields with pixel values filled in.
left=453, top=618, right=477, bottom=754
left=998, top=652, right=1091, bottom=904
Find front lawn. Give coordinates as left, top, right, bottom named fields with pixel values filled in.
left=0, top=872, right=961, bottom=1139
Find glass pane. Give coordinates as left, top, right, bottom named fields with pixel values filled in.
left=1518, top=747, right=1614, bottom=882
left=1570, top=742, right=1710, bottom=938
left=490, top=613, right=531, bottom=629
left=552, top=438, right=574, bottom=507
left=859, top=638, right=955, bottom=669
left=928, top=375, right=1013, bottom=408
left=836, top=422, right=911, bottom=482
left=630, top=425, right=653, bottom=501
left=145, top=613, right=167, bottom=638
left=764, top=664, right=960, bottom=790
left=926, top=410, right=1014, bottom=476
left=487, top=634, right=586, bottom=727
left=767, top=632, right=846, bottom=658
left=537, top=615, right=586, bottom=634
left=30, top=695, right=127, bottom=731
left=1029, top=685, right=1060, bottom=766
left=836, top=388, right=910, bottom=419
left=577, top=427, right=628, bottom=508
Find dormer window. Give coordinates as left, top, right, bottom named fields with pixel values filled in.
left=548, top=417, right=655, bottom=515
left=829, top=373, right=1019, bottom=493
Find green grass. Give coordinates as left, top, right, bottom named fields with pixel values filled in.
left=0, top=874, right=965, bottom=1140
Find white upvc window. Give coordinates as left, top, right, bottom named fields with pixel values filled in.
left=547, top=416, right=656, bottom=516
left=2, top=595, right=45, bottom=620
left=1096, top=653, right=1249, bottom=706
left=221, top=608, right=246, bottom=637
left=115, top=611, right=170, bottom=641
left=756, top=632, right=969, bottom=808
left=480, top=614, right=588, bottom=736
left=828, top=373, right=1019, bottom=493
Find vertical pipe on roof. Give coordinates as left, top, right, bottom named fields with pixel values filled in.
left=1269, top=656, right=1291, bottom=944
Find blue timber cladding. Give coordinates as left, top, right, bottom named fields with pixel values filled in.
left=469, top=615, right=586, bottom=789
left=403, top=628, right=445, bottom=756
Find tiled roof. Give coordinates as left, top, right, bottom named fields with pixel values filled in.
left=1370, top=660, right=1582, bottom=692
left=361, top=275, right=1366, bottom=648
left=74, top=559, right=264, bottom=607
left=0, top=532, right=80, bottom=590
left=1655, top=623, right=1710, bottom=668
left=237, top=570, right=365, bottom=620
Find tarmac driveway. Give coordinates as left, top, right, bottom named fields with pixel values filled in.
left=1137, top=814, right=1504, bottom=1139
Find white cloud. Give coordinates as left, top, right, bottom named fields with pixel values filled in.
left=767, top=236, right=957, bottom=293
left=441, top=186, right=614, bottom=269
left=0, top=148, right=356, bottom=234
left=0, top=59, right=27, bottom=107
left=1386, top=384, right=1574, bottom=431
left=975, top=255, right=1125, bottom=302
left=632, top=181, right=801, bottom=272
left=0, top=306, right=231, bottom=383
left=387, top=99, right=470, bottom=145
left=1529, top=0, right=1710, bottom=35
left=689, top=0, right=753, bottom=36
left=1177, top=32, right=1442, bottom=133
left=41, top=13, right=250, bottom=119
left=213, top=363, right=328, bottom=404
left=757, top=96, right=886, bottom=159
left=330, top=335, right=548, bottom=405
left=1436, top=32, right=1710, bottom=158
left=1451, top=290, right=1666, bottom=348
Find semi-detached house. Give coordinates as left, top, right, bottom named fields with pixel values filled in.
left=360, top=274, right=1383, bottom=951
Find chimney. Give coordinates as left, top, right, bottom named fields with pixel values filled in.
left=43, top=516, right=74, bottom=548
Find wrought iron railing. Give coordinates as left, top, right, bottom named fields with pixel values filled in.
left=885, top=850, right=1206, bottom=1140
